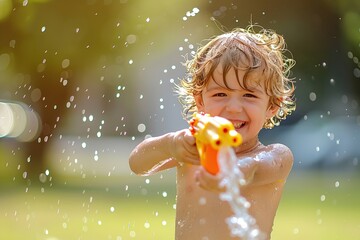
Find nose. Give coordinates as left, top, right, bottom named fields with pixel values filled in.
left=226, top=97, right=243, bottom=113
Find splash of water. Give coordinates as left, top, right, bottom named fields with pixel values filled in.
left=218, top=146, right=265, bottom=240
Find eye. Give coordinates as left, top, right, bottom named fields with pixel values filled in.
left=243, top=93, right=257, bottom=98
left=213, top=92, right=227, bottom=97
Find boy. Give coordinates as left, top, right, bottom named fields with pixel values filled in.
left=129, top=26, right=296, bottom=240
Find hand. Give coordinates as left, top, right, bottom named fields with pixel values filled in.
left=195, top=167, right=225, bottom=192
left=169, top=129, right=200, bottom=165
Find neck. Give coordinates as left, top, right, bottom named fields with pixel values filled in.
left=235, top=137, right=262, bottom=155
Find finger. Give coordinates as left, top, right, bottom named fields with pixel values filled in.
left=183, top=130, right=196, bottom=145
left=183, top=142, right=199, bottom=158
left=184, top=155, right=201, bottom=165
left=197, top=168, right=223, bottom=192
left=195, top=169, right=211, bottom=190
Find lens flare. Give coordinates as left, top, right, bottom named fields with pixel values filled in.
left=0, top=101, right=41, bottom=142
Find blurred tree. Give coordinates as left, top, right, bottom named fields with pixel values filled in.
left=0, top=0, right=209, bottom=182
left=0, top=0, right=129, bottom=181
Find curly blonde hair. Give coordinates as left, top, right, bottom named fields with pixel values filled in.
left=175, top=25, right=296, bottom=129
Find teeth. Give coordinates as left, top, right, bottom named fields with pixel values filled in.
left=233, top=122, right=244, bottom=128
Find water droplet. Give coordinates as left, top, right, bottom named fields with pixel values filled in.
left=320, top=194, right=326, bottom=202
left=199, top=197, right=207, bottom=205
left=354, top=68, right=360, bottom=78
left=110, top=206, right=115, bottom=212
left=9, top=40, right=16, bottom=48
left=327, top=132, right=335, bottom=141
left=41, top=26, right=46, bottom=32
left=146, top=17, right=150, bottom=22
left=144, top=222, right=150, bottom=228
left=126, top=35, right=137, bottom=44
left=335, top=181, right=340, bottom=188
left=309, top=92, right=317, bottom=101
left=39, top=173, right=47, bottom=183
left=162, top=191, right=167, bottom=197
left=82, top=142, right=87, bottom=148
left=137, top=124, right=146, bottom=133
left=62, top=59, right=70, bottom=69
left=62, top=222, right=67, bottom=229
left=293, top=228, right=299, bottom=235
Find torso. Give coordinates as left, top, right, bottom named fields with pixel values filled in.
left=174, top=144, right=288, bottom=240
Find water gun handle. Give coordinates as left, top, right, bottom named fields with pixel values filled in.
left=189, top=112, right=242, bottom=175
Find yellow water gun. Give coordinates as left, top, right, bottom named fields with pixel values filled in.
left=189, top=112, right=242, bottom=175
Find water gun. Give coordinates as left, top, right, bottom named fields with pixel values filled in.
left=189, top=112, right=242, bottom=175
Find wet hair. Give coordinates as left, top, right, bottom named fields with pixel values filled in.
left=175, top=25, right=296, bottom=129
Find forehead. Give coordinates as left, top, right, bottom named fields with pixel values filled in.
left=208, top=64, right=265, bottom=90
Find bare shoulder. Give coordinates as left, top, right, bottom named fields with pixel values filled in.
left=263, top=143, right=294, bottom=171
left=257, top=143, right=294, bottom=168
left=265, top=143, right=293, bottom=160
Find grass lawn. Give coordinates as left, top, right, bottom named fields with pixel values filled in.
left=272, top=170, right=360, bottom=240
left=0, top=170, right=359, bottom=239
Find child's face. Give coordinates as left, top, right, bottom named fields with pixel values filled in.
left=195, top=66, right=278, bottom=144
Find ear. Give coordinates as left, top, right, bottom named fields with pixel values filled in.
left=194, top=93, right=205, bottom=112
left=266, top=104, right=279, bottom=119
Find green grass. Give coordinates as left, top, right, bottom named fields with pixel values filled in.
left=272, top=170, right=360, bottom=240
left=0, top=170, right=359, bottom=240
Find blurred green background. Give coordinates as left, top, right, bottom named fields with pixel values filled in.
left=0, top=0, right=359, bottom=239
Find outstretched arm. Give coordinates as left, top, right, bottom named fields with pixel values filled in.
left=129, top=129, right=200, bottom=176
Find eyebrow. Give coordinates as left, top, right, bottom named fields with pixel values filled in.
left=247, top=85, right=265, bottom=94
left=205, top=83, right=265, bottom=95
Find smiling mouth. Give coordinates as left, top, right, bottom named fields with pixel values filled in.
left=233, top=122, right=246, bottom=129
